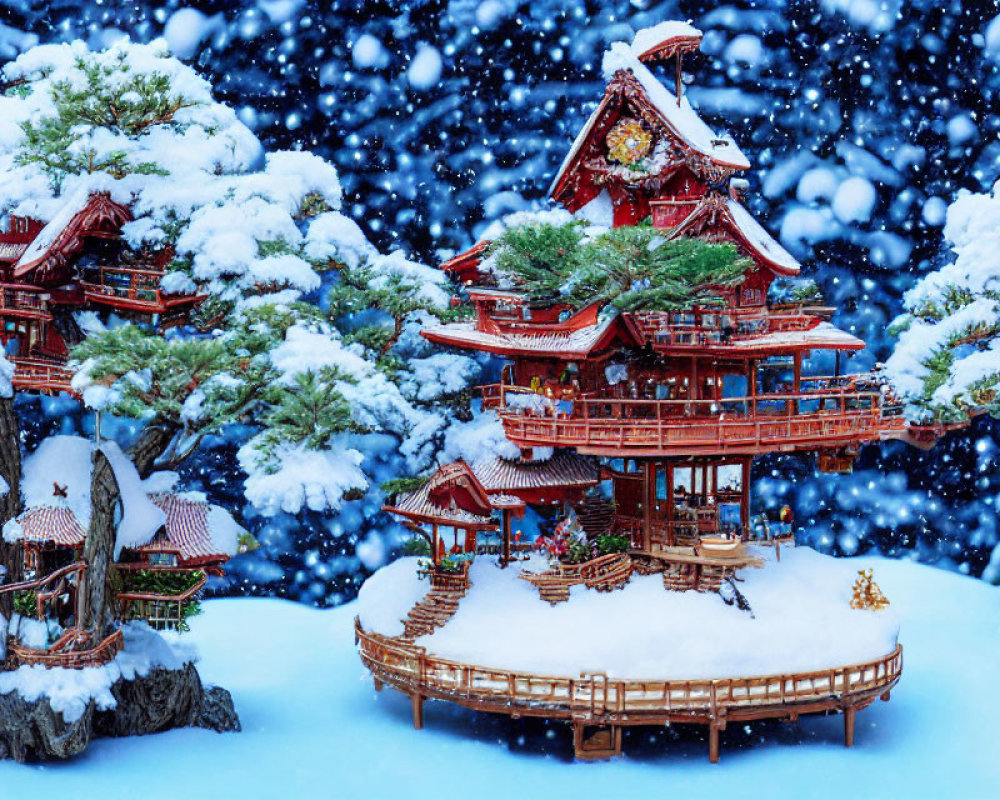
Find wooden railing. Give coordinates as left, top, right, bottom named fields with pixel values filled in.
left=627, top=306, right=818, bottom=350
left=491, top=383, right=904, bottom=454
left=10, top=357, right=75, bottom=395
left=118, top=572, right=208, bottom=631
left=10, top=628, right=124, bottom=669
left=356, top=617, right=902, bottom=721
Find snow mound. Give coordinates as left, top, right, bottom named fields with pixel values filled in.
left=357, top=556, right=429, bottom=638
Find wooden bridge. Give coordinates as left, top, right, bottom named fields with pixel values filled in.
left=356, top=617, right=902, bottom=762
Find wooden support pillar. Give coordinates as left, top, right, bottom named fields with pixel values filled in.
left=373, top=677, right=384, bottom=692
left=431, top=523, right=439, bottom=564
left=793, top=351, right=803, bottom=414
left=843, top=706, right=856, bottom=748
left=666, top=461, right=675, bottom=546
left=500, top=510, right=511, bottom=568
left=412, top=693, right=425, bottom=730
left=708, top=722, right=721, bottom=763
left=642, top=461, right=653, bottom=552
left=740, top=458, right=751, bottom=536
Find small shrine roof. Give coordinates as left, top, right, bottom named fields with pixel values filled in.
left=470, top=452, right=600, bottom=493
left=724, top=198, right=800, bottom=275
left=385, top=481, right=498, bottom=529
left=14, top=505, right=87, bottom=547
left=145, top=492, right=237, bottom=564
left=630, top=21, right=703, bottom=62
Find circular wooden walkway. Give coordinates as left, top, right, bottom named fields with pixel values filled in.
left=355, top=618, right=902, bottom=761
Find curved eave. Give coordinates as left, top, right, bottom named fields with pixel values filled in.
left=380, top=504, right=498, bottom=531
left=421, top=320, right=627, bottom=360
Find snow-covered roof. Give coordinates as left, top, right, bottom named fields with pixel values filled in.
left=9, top=434, right=238, bottom=563
left=630, top=21, right=703, bottom=61
left=12, top=190, right=131, bottom=279
left=422, top=314, right=625, bottom=358
left=145, top=493, right=242, bottom=562
left=730, top=322, right=864, bottom=352
left=602, top=44, right=749, bottom=171
left=386, top=480, right=498, bottom=528
left=725, top=198, right=801, bottom=275
left=550, top=41, right=749, bottom=201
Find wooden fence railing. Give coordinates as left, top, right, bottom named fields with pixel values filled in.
left=356, top=617, right=902, bottom=722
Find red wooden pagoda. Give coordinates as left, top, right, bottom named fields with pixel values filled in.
left=367, top=22, right=912, bottom=761
left=0, top=189, right=205, bottom=394
left=388, top=22, right=917, bottom=586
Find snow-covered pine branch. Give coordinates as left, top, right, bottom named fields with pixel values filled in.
left=885, top=184, right=1000, bottom=422
left=1, top=39, right=481, bottom=520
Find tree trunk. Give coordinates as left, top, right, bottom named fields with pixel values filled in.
left=80, top=450, right=120, bottom=637
left=0, top=395, right=21, bottom=619
left=128, top=420, right=180, bottom=479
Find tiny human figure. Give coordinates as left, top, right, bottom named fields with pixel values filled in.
left=779, top=505, right=794, bottom=536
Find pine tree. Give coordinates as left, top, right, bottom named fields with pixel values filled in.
left=488, top=220, right=750, bottom=311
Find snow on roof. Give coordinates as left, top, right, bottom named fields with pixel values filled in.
left=101, top=442, right=167, bottom=558
left=147, top=493, right=241, bottom=562
left=602, top=42, right=750, bottom=170
left=730, top=322, right=864, bottom=352
left=630, top=21, right=703, bottom=60
left=725, top=198, right=801, bottom=275
left=7, top=505, right=87, bottom=547
left=12, top=190, right=131, bottom=279
left=20, top=435, right=95, bottom=530
left=12, top=187, right=92, bottom=272
left=422, top=314, right=623, bottom=358
left=470, top=452, right=599, bottom=493
left=386, top=480, right=497, bottom=528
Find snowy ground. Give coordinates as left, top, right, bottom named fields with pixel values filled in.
left=360, top=547, right=900, bottom=679
left=0, top=557, right=995, bottom=799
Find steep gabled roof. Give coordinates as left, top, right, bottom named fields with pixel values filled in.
left=13, top=190, right=132, bottom=281
left=550, top=43, right=749, bottom=207
left=667, top=193, right=800, bottom=277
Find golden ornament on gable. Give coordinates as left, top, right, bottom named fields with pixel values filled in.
left=606, top=118, right=653, bottom=166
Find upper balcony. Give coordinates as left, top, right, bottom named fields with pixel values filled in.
left=483, top=378, right=906, bottom=457
left=81, top=266, right=205, bottom=322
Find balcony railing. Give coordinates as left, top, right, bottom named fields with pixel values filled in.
left=627, top=306, right=819, bottom=350
left=489, top=383, right=904, bottom=455
left=11, top=356, right=76, bottom=395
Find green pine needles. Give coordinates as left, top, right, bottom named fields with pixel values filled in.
left=487, top=219, right=750, bottom=312
left=15, top=54, right=192, bottom=190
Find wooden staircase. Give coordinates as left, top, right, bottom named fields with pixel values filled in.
left=399, top=582, right=469, bottom=642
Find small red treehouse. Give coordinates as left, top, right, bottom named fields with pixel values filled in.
left=359, top=22, right=921, bottom=763
left=0, top=189, right=204, bottom=394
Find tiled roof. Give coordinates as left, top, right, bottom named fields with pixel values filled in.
left=146, top=493, right=229, bottom=563
left=386, top=481, right=498, bottom=528
left=729, top=322, right=863, bottom=352
left=470, top=452, right=599, bottom=492
left=16, top=505, right=87, bottom=546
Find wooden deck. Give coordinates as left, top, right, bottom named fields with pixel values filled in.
left=496, top=388, right=905, bottom=456
left=356, top=618, right=902, bottom=762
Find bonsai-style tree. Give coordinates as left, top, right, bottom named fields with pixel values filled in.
left=0, top=40, right=480, bottom=636
left=486, top=219, right=750, bottom=311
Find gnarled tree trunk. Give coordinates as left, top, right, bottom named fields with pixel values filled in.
left=128, top=419, right=181, bottom=479
left=0, top=395, right=22, bottom=619
left=79, top=450, right=120, bottom=637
